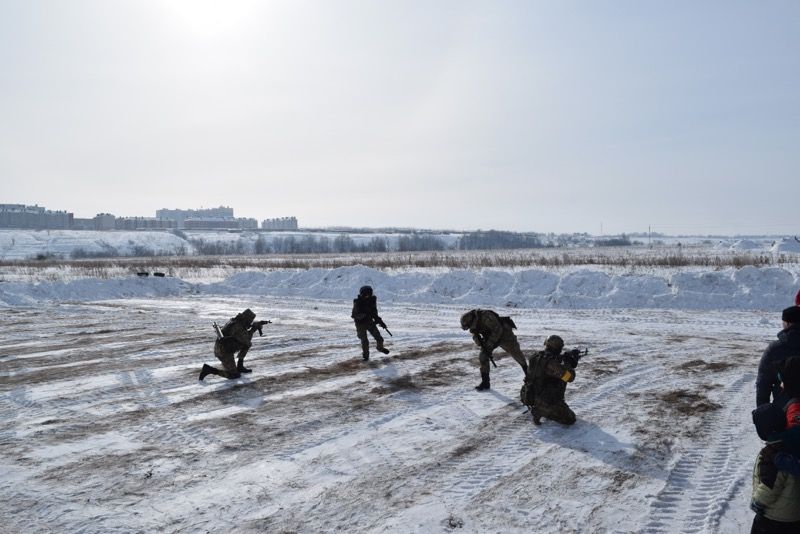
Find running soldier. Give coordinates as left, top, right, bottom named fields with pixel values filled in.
left=199, top=308, right=267, bottom=380
left=351, top=285, right=390, bottom=361
left=460, top=309, right=527, bottom=391
left=521, top=335, right=584, bottom=425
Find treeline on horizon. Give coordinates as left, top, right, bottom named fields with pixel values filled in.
left=190, top=231, right=632, bottom=256
left=61, top=230, right=634, bottom=258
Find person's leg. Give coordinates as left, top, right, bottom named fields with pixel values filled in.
left=500, top=336, right=527, bottom=373
left=215, top=345, right=241, bottom=379
left=537, top=402, right=576, bottom=425
left=476, top=350, right=491, bottom=390
left=368, top=324, right=389, bottom=354
left=356, top=323, right=370, bottom=359
left=236, top=347, right=251, bottom=373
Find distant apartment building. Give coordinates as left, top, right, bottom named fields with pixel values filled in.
left=71, top=218, right=94, bottom=230
left=115, top=217, right=177, bottom=230
left=156, top=206, right=234, bottom=229
left=0, top=204, right=73, bottom=229
left=262, top=216, right=298, bottom=230
left=94, top=213, right=116, bottom=230
left=184, top=217, right=258, bottom=230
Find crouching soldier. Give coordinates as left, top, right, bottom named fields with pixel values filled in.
left=200, top=308, right=267, bottom=380
left=460, top=309, right=527, bottom=391
left=351, top=285, right=390, bottom=361
left=522, top=335, right=584, bottom=425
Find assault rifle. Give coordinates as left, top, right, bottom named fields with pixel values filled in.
left=249, top=320, right=272, bottom=337
left=376, top=318, right=392, bottom=337
left=563, top=348, right=588, bottom=367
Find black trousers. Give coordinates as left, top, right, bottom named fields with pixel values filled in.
left=751, top=514, right=800, bottom=534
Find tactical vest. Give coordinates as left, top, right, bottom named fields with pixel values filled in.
left=475, top=309, right=517, bottom=332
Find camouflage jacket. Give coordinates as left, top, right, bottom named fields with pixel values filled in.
left=469, top=310, right=509, bottom=350
left=216, top=318, right=254, bottom=354
left=525, top=349, right=577, bottom=405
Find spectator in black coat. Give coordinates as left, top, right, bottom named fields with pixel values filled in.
left=756, top=306, right=800, bottom=407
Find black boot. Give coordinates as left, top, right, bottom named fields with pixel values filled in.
left=237, top=360, right=252, bottom=374
left=377, top=345, right=390, bottom=355
left=475, top=372, right=490, bottom=391
left=531, top=407, right=542, bottom=425
left=362, top=351, right=370, bottom=361
left=199, top=364, right=219, bottom=381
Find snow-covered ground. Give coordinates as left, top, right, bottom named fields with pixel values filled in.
left=1, top=261, right=798, bottom=533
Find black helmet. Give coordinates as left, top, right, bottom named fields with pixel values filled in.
left=240, top=308, right=256, bottom=324
left=359, top=285, right=373, bottom=297
left=460, top=310, right=477, bottom=331
left=544, top=335, right=564, bottom=352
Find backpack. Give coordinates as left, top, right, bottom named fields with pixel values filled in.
left=501, top=316, right=517, bottom=330
left=752, top=400, right=792, bottom=442
left=479, top=309, right=516, bottom=330
left=221, top=318, right=237, bottom=337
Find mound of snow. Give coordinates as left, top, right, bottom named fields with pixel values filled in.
left=730, top=239, right=763, bottom=251
left=3, top=265, right=799, bottom=311
left=772, top=237, right=800, bottom=254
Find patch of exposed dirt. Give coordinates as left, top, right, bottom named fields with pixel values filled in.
left=371, top=374, right=419, bottom=394
left=675, top=359, right=736, bottom=372
left=658, top=389, right=721, bottom=415
left=586, top=358, right=621, bottom=377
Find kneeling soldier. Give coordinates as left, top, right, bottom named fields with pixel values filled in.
left=522, top=335, right=584, bottom=425
left=200, top=308, right=267, bottom=380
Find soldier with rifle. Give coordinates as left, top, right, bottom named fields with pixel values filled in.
left=460, top=309, right=528, bottom=391
left=199, top=308, right=270, bottom=380
left=351, top=285, right=391, bottom=361
left=521, top=335, right=586, bottom=425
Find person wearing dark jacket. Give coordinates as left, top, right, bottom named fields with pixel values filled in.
left=460, top=308, right=527, bottom=391
left=523, top=335, right=582, bottom=425
left=756, top=306, right=800, bottom=407
left=351, top=285, right=390, bottom=361
left=200, top=308, right=264, bottom=380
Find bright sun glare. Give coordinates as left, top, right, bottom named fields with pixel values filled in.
left=161, top=0, right=262, bottom=37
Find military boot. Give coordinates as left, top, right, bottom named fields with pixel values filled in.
left=377, top=344, right=390, bottom=355
left=362, top=351, right=370, bottom=361
left=531, top=407, right=542, bottom=425
left=475, top=372, right=490, bottom=391
left=237, top=359, right=252, bottom=374
left=199, top=364, right=219, bottom=381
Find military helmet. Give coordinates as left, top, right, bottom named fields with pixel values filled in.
left=460, top=310, right=477, bottom=330
left=359, top=285, right=373, bottom=297
left=240, top=308, right=256, bottom=323
left=544, top=335, right=564, bottom=352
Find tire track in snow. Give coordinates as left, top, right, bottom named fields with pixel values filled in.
left=641, top=372, right=754, bottom=534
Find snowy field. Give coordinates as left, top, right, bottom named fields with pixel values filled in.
left=1, top=259, right=799, bottom=533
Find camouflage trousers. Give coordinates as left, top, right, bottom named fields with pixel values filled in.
left=355, top=322, right=384, bottom=356
left=479, top=337, right=527, bottom=375
left=213, top=341, right=243, bottom=379
left=532, top=401, right=576, bottom=425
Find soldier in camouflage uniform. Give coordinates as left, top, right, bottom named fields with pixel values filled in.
left=460, top=309, right=528, bottom=391
left=199, top=308, right=259, bottom=380
left=351, top=285, right=390, bottom=361
left=522, top=335, right=581, bottom=425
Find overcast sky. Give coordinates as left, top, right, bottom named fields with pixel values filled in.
left=1, top=1, right=798, bottom=235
